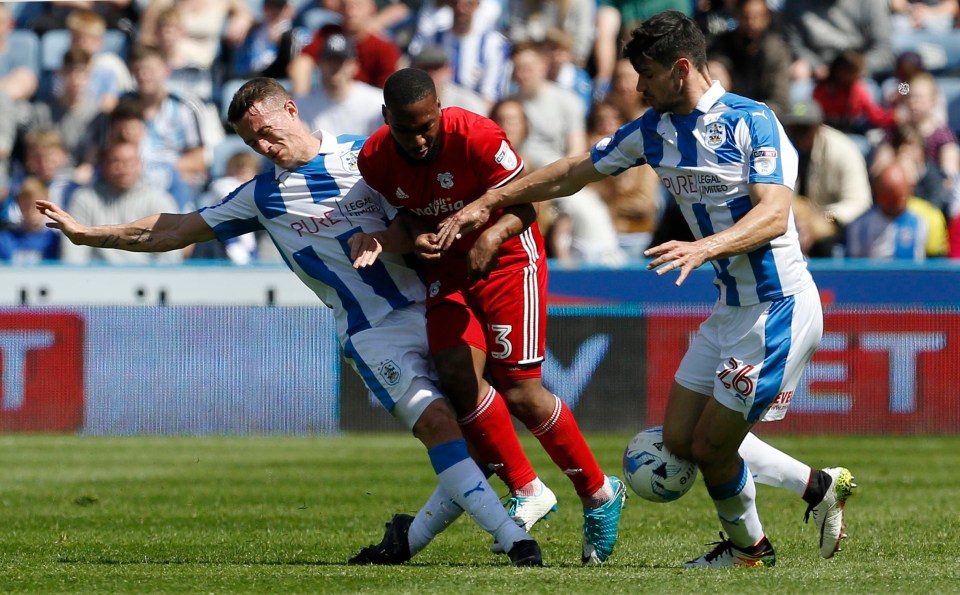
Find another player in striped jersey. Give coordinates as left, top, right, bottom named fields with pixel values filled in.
left=37, top=77, right=542, bottom=567
left=437, top=11, right=855, bottom=567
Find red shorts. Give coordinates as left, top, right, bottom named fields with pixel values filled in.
left=425, top=250, right=548, bottom=383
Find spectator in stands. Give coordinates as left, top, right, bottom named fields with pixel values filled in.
left=592, top=0, right=693, bottom=101
left=1, top=129, right=78, bottom=226
left=782, top=99, right=873, bottom=257
left=696, top=0, right=739, bottom=42
left=411, top=0, right=502, bottom=47
left=510, top=41, right=587, bottom=170
left=707, top=0, right=791, bottom=116
left=28, top=47, right=102, bottom=165
left=408, top=0, right=510, bottom=104
left=506, top=0, right=595, bottom=67
left=140, top=0, right=253, bottom=72
left=812, top=50, right=896, bottom=135
left=61, top=140, right=183, bottom=264
left=410, top=45, right=489, bottom=115
left=541, top=27, right=593, bottom=114
left=781, top=0, right=894, bottom=83
left=881, top=72, right=960, bottom=215
left=0, top=177, right=61, bottom=263
left=20, top=0, right=139, bottom=35
left=194, top=151, right=260, bottom=264
left=950, top=212, right=960, bottom=257
left=124, top=45, right=207, bottom=190
left=871, top=124, right=952, bottom=216
left=296, top=33, right=384, bottom=136
left=65, top=8, right=134, bottom=112
left=230, top=0, right=303, bottom=79
left=0, top=3, right=39, bottom=102
left=607, top=58, right=648, bottom=122
left=153, top=5, right=215, bottom=101
left=289, top=0, right=401, bottom=95
left=584, top=100, right=663, bottom=260
left=881, top=51, right=932, bottom=116
left=889, top=0, right=959, bottom=34
left=846, top=162, right=941, bottom=260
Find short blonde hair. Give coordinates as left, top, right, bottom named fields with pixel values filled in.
left=66, top=9, right=107, bottom=36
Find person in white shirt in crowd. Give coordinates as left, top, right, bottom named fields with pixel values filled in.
left=409, top=44, right=489, bottom=115
left=296, top=32, right=384, bottom=136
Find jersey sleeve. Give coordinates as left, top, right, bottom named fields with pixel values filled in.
left=468, top=119, right=524, bottom=189
left=736, top=104, right=794, bottom=188
left=591, top=118, right=648, bottom=176
left=197, top=178, right=265, bottom=241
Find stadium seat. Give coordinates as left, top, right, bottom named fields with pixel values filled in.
left=894, top=30, right=960, bottom=75
left=40, top=29, right=128, bottom=72
left=9, top=30, right=40, bottom=78
left=935, top=76, right=960, bottom=135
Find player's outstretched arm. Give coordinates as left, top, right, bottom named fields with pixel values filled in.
left=437, top=153, right=605, bottom=249
left=644, top=183, right=793, bottom=286
left=38, top=200, right=216, bottom=252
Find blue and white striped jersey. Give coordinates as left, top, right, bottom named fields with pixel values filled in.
left=199, top=131, right=426, bottom=339
left=591, top=82, right=814, bottom=306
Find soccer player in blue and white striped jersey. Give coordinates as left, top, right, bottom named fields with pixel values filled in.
left=37, top=77, right=543, bottom=567
left=438, top=11, right=856, bottom=568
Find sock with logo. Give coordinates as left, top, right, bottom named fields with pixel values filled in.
left=458, top=386, right=537, bottom=491
left=408, top=438, right=528, bottom=555
left=707, top=459, right=766, bottom=549
left=527, top=395, right=606, bottom=503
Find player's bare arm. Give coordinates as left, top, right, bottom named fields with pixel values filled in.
left=467, top=204, right=537, bottom=281
left=436, top=153, right=606, bottom=250
left=37, top=200, right=215, bottom=252
left=644, top=183, right=793, bottom=286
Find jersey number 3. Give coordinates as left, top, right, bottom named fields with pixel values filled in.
left=489, top=324, right=513, bottom=360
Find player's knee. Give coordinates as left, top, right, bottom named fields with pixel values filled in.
left=689, top=433, right=724, bottom=467
left=662, top=427, right=693, bottom=461
left=411, top=400, right=462, bottom=448
left=500, top=380, right=552, bottom=424
left=434, top=359, right=479, bottom=400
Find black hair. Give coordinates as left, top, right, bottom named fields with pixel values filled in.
left=623, top=10, right=707, bottom=70
left=109, top=96, right=145, bottom=123
left=227, top=77, right=291, bottom=124
left=383, top=68, right=437, bottom=109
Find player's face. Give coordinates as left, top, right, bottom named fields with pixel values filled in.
left=631, top=57, right=684, bottom=114
left=384, top=95, right=442, bottom=162
left=235, top=99, right=302, bottom=169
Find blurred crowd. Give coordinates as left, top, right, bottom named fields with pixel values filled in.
left=3, top=0, right=960, bottom=266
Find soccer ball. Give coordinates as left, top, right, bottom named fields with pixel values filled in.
left=622, top=425, right=698, bottom=503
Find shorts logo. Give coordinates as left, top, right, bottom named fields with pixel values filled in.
left=494, top=140, right=518, bottom=170
left=378, top=360, right=401, bottom=386
left=429, top=280, right=441, bottom=298
left=437, top=172, right=454, bottom=189
left=395, top=187, right=409, bottom=200
left=705, top=122, right=726, bottom=148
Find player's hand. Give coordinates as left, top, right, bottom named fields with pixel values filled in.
left=437, top=202, right=491, bottom=250
left=465, top=231, right=501, bottom=281
left=348, top=232, right=382, bottom=268
left=644, top=240, right=709, bottom=287
left=37, top=199, right=86, bottom=243
left=414, top=232, right=444, bottom=262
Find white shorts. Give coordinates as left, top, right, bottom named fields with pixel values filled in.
left=341, top=305, right=443, bottom=430
left=675, top=284, right=823, bottom=423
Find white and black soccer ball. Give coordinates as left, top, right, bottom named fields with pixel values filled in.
left=622, top=425, right=698, bottom=503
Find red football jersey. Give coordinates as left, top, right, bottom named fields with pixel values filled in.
left=359, top=107, right=543, bottom=272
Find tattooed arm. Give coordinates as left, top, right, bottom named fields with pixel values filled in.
left=37, top=200, right=216, bottom=253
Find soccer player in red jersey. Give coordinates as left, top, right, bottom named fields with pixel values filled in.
left=354, top=68, right=626, bottom=564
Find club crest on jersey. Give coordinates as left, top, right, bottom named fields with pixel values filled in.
left=429, top=280, right=441, bottom=298
left=395, top=187, right=409, bottom=200
left=494, top=140, right=518, bottom=170
left=340, top=152, right=359, bottom=171
left=378, top=360, right=401, bottom=386
left=437, top=172, right=454, bottom=189
left=705, top=122, right=726, bottom=148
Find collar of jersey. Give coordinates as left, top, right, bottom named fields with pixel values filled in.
left=273, top=129, right=336, bottom=179
left=694, top=81, right=726, bottom=114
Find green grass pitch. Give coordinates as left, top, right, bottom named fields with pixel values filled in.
left=0, top=433, right=957, bottom=593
